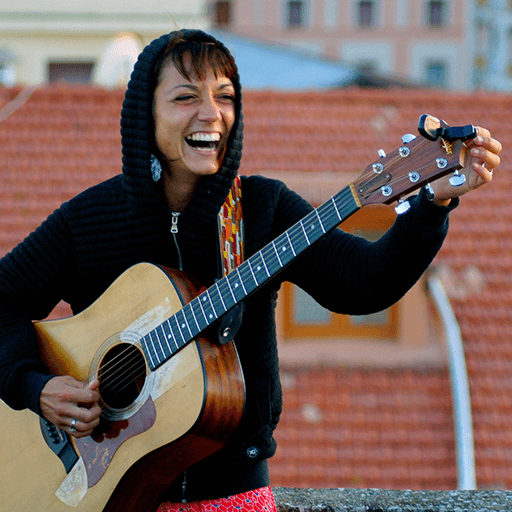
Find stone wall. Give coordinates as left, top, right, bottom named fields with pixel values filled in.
left=273, top=487, right=512, bottom=512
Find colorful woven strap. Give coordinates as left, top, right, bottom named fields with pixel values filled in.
left=218, top=175, right=244, bottom=276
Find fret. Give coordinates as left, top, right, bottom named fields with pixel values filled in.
left=252, top=250, right=271, bottom=279
left=287, top=223, right=306, bottom=254
left=183, top=304, right=200, bottom=338
left=155, top=325, right=172, bottom=359
left=236, top=267, right=248, bottom=296
left=176, top=308, right=193, bottom=340
left=142, top=335, right=157, bottom=369
left=257, top=244, right=273, bottom=276
left=247, top=259, right=259, bottom=287
left=215, top=281, right=228, bottom=312
left=149, top=331, right=165, bottom=364
left=331, top=196, right=342, bottom=221
left=198, top=291, right=214, bottom=322
left=225, top=276, right=237, bottom=302
left=250, top=252, right=270, bottom=285
left=188, top=301, right=202, bottom=333
left=300, top=219, right=311, bottom=245
left=271, top=240, right=283, bottom=268
left=204, top=289, right=219, bottom=320
left=162, top=320, right=179, bottom=352
left=285, top=231, right=297, bottom=257
left=168, top=314, right=186, bottom=348
left=315, top=210, right=326, bottom=233
left=278, top=233, right=294, bottom=265
left=196, top=295, right=210, bottom=325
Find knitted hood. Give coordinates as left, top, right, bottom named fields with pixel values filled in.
left=120, top=30, right=244, bottom=224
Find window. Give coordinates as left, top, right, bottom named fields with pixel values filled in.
left=0, top=48, right=16, bottom=86
left=282, top=206, right=399, bottom=340
left=427, top=0, right=445, bottom=27
left=212, top=1, right=232, bottom=27
left=425, top=60, right=447, bottom=87
left=287, top=0, right=305, bottom=29
left=358, top=1, right=375, bottom=28
left=48, top=62, right=94, bottom=84
left=357, top=61, right=378, bottom=75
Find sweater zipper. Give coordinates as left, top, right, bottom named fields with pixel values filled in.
left=172, top=211, right=187, bottom=501
left=171, top=212, right=183, bottom=271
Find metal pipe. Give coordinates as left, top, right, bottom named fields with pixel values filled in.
left=428, top=275, right=477, bottom=490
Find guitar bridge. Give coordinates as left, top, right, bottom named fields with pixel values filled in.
left=40, top=417, right=79, bottom=474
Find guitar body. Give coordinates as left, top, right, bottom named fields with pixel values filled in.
left=0, top=263, right=245, bottom=512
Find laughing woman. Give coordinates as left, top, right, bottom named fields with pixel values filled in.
left=0, top=30, right=502, bottom=511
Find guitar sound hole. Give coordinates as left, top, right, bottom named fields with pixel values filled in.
left=98, top=343, right=147, bottom=410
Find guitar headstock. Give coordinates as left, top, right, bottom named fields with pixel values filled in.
left=352, top=114, right=477, bottom=209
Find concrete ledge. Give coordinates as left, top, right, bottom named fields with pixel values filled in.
left=272, top=487, right=512, bottom=512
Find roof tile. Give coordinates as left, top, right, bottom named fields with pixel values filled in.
left=1, top=84, right=511, bottom=490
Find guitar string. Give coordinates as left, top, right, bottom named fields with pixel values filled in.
left=94, top=188, right=359, bottom=398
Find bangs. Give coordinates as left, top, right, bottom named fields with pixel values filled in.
left=155, top=33, right=237, bottom=85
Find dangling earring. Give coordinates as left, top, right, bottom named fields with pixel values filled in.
left=151, top=154, right=163, bottom=182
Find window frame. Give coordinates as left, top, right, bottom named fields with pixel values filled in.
left=212, top=0, right=232, bottom=28
left=281, top=205, right=399, bottom=341
left=427, top=0, right=446, bottom=28
left=357, top=0, right=376, bottom=28
left=286, top=0, right=305, bottom=29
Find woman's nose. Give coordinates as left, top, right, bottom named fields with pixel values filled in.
left=197, top=96, right=221, bottom=122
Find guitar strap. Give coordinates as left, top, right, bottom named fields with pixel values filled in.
left=216, top=175, right=244, bottom=344
left=218, top=175, right=244, bottom=275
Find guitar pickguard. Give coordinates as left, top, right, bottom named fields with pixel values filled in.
left=75, top=396, right=156, bottom=488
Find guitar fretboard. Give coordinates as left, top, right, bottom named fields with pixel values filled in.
left=141, top=185, right=359, bottom=370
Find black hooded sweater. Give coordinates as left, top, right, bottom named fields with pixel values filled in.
left=0, top=31, right=457, bottom=502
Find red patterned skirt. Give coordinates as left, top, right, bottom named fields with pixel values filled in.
left=157, top=486, right=277, bottom=512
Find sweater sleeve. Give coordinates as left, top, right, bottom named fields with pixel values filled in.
left=274, top=184, right=457, bottom=315
left=0, top=206, right=75, bottom=414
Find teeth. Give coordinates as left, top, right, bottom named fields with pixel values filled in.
left=186, top=133, right=221, bottom=142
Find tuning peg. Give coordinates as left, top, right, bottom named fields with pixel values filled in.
left=449, top=170, right=466, bottom=187
left=402, top=134, right=416, bottom=144
left=378, top=149, right=386, bottom=158
left=395, top=199, right=411, bottom=215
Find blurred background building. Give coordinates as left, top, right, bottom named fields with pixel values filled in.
left=0, top=0, right=207, bottom=86
left=208, top=0, right=512, bottom=91
left=1, top=1, right=512, bottom=90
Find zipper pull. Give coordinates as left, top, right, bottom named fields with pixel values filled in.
left=171, top=212, right=180, bottom=234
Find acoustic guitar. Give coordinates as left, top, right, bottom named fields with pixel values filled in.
left=0, top=115, right=476, bottom=511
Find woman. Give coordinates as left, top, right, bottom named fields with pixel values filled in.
left=0, top=29, right=501, bottom=511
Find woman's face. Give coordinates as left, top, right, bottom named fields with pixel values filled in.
left=153, top=56, right=236, bottom=184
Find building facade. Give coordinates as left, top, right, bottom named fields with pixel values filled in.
left=209, top=0, right=512, bottom=91
left=0, top=0, right=208, bottom=86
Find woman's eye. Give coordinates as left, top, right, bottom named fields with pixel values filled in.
left=175, top=95, right=195, bottom=102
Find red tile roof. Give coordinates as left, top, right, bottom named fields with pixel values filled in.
left=1, top=84, right=511, bottom=490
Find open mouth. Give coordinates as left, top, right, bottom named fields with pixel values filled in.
left=185, top=133, right=221, bottom=152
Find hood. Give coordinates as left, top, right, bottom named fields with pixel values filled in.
left=120, top=30, right=244, bottom=224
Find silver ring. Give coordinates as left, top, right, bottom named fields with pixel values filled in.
left=69, top=418, right=78, bottom=432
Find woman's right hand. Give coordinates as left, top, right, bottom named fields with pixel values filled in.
left=40, top=376, right=102, bottom=438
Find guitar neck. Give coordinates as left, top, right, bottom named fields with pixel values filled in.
left=141, top=184, right=360, bottom=371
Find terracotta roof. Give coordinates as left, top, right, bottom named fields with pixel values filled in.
left=1, top=84, right=511, bottom=490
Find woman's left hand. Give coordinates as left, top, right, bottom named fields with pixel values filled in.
left=430, top=127, right=502, bottom=206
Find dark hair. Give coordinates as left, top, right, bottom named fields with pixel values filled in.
left=154, top=29, right=237, bottom=85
